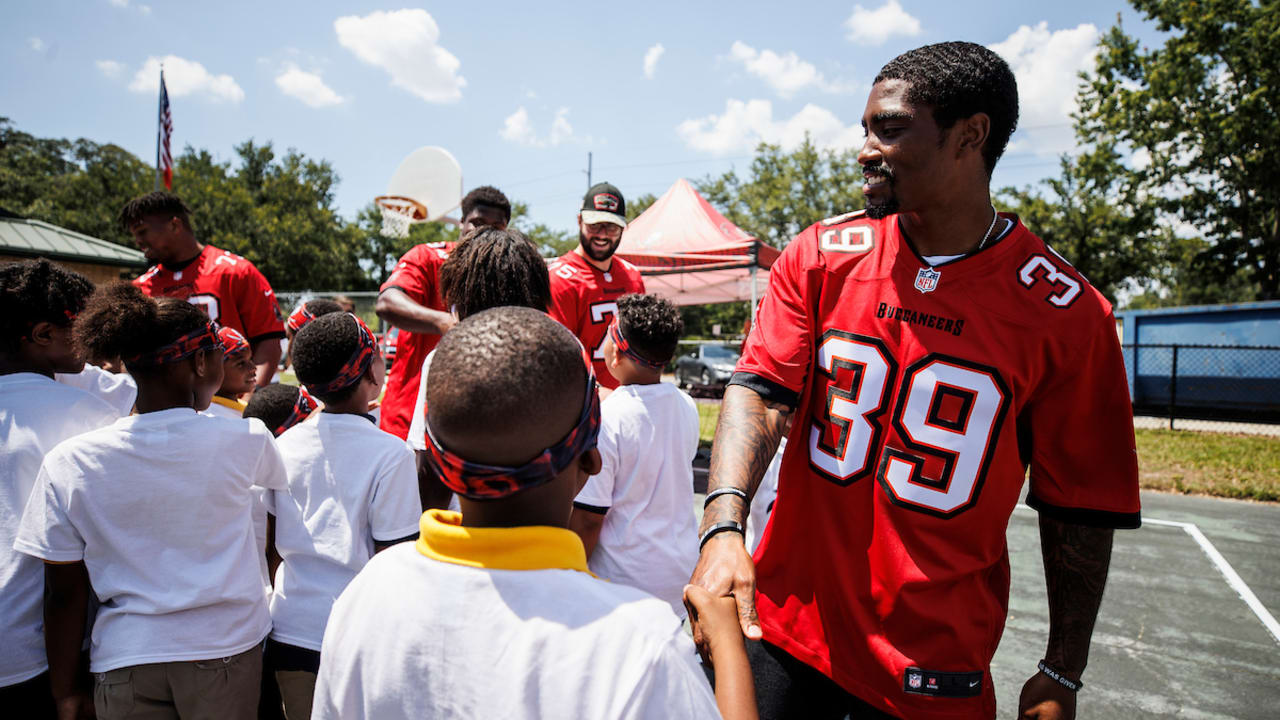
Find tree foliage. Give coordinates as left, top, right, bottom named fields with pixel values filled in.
left=1079, top=0, right=1280, bottom=300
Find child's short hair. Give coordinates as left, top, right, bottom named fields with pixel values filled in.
left=287, top=299, right=344, bottom=334
left=75, top=282, right=213, bottom=371
left=428, top=306, right=585, bottom=468
left=438, top=228, right=550, bottom=319
left=0, top=259, right=95, bottom=354
left=245, top=384, right=314, bottom=437
left=615, top=293, right=683, bottom=366
left=291, top=313, right=373, bottom=405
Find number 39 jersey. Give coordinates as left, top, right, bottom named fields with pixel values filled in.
left=133, top=245, right=284, bottom=344
left=736, top=211, right=1140, bottom=720
left=548, top=251, right=646, bottom=389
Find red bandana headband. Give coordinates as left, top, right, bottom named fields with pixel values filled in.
left=303, top=313, right=377, bottom=396
left=608, top=318, right=667, bottom=372
left=217, top=326, right=249, bottom=359
left=287, top=304, right=316, bottom=333
left=424, top=349, right=601, bottom=501
left=125, top=321, right=224, bottom=367
left=275, top=386, right=317, bottom=436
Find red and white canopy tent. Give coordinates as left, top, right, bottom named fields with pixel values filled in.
left=615, top=178, right=779, bottom=307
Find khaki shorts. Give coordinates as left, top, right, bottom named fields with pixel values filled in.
left=94, top=644, right=263, bottom=720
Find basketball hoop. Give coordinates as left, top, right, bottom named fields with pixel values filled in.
left=372, top=147, right=464, bottom=238
left=375, top=196, right=427, bottom=239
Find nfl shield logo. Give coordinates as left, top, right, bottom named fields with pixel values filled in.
left=914, top=266, right=941, bottom=293
left=908, top=672, right=922, bottom=689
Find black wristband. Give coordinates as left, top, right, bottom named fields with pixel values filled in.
left=703, top=487, right=749, bottom=509
left=699, top=521, right=745, bottom=551
left=1037, top=661, right=1082, bottom=692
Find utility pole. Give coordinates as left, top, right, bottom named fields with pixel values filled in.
left=585, top=152, right=593, bottom=188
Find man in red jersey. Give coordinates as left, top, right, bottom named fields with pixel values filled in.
left=374, top=186, right=512, bottom=441
left=125, top=192, right=283, bottom=387
left=548, top=182, right=646, bottom=390
left=690, top=42, right=1140, bottom=720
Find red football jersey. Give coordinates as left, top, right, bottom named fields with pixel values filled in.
left=133, top=245, right=284, bottom=344
left=548, top=251, right=646, bottom=389
left=378, top=242, right=451, bottom=440
left=737, top=211, right=1140, bottom=719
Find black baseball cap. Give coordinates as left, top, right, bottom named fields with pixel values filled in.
left=579, top=182, right=627, bottom=228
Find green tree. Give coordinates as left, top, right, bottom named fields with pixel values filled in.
left=1080, top=0, right=1280, bottom=299
left=510, top=201, right=576, bottom=258
left=625, top=193, right=657, bottom=222
left=697, top=136, right=864, bottom=248
left=350, top=201, right=458, bottom=287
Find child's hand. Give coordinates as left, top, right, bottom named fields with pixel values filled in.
left=684, top=583, right=745, bottom=665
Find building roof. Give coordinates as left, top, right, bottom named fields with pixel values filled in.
left=0, top=214, right=147, bottom=268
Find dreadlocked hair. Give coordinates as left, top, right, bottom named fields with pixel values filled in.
left=874, top=41, right=1019, bottom=176
left=461, top=185, right=512, bottom=224
left=439, top=227, right=550, bottom=319
left=616, top=293, right=683, bottom=366
left=118, top=191, right=194, bottom=232
left=74, top=283, right=210, bottom=371
left=0, top=259, right=95, bottom=354
left=291, top=313, right=366, bottom=405
left=244, top=383, right=304, bottom=437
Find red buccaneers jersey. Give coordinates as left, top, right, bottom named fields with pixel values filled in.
left=548, top=252, right=646, bottom=389
left=737, top=211, right=1140, bottom=720
left=133, top=245, right=284, bottom=344
left=378, top=242, right=451, bottom=440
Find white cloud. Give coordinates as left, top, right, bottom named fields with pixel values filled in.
left=139, top=5, right=151, bottom=15
left=108, top=0, right=128, bottom=6
left=500, top=106, right=580, bottom=147
left=845, top=0, right=922, bottom=46
left=677, top=99, right=862, bottom=155
left=643, top=43, right=665, bottom=79
left=334, top=9, right=465, bottom=104
left=989, top=22, right=1100, bottom=155
left=275, top=64, right=344, bottom=108
left=128, top=55, right=245, bottom=103
left=28, top=37, right=45, bottom=52
left=96, top=60, right=125, bottom=78
left=727, top=41, right=851, bottom=97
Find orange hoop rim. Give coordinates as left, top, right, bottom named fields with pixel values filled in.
left=374, top=195, right=429, bottom=222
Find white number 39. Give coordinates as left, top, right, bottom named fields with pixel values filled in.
left=1018, top=255, right=1081, bottom=308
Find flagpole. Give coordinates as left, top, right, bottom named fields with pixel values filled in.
left=153, top=67, right=163, bottom=191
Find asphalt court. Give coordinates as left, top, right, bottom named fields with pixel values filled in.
left=693, top=487, right=1280, bottom=718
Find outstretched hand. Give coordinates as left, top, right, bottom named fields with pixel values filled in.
left=687, top=532, right=760, bottom=656
left=1017, top=672, right=1076, bottom=719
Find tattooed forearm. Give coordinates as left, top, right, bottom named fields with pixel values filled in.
left=700, top=384, right=791, bottom=534
left=1039, top=513, right=1115, bottom=677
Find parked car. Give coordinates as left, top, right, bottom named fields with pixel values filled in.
left=675, top=343, right=740, bottom=389
left=378, top=326, right=400, bottom=369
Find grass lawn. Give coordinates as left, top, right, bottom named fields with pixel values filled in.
left=692, top=402, right=1279, bottom=502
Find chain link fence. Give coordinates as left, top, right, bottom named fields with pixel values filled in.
left=1122, top=344, right=1280, bottom=435
left=276, top=291, right=384, bottom=331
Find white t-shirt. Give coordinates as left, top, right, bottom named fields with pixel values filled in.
left=203, top=396, right=247, bottom=420
left=745, top=436, right=786, bottom=555
left=198, top=399, right=274, bottom=593
left=14, top=408, right=287, bottom=673
left=55, top=364, right=137, bottom=417
left=0, top=373, right=118, bottom=686
left=406, top=350, right=434, bottom=451
left=267, top=412, right=421, bottom=652
left=313, top=512, right=721, bottom=720
left=574, top=383, right=700, bottom=618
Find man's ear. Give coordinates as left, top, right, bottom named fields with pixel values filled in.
left=579, top=447, right=602, bottom=477
left=954, top=112, right=991, bottom=159
left=26, top=321, right=57, bottom=348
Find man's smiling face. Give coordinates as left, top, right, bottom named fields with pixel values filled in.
left=857, top=79, right=952, bottom=219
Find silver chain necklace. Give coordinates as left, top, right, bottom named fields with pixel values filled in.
left=976, top=204, right=999, bottom=252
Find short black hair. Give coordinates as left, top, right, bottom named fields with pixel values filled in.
left=291, top=312, right=366, bottom=405
left=616, top=293, right=682, bottom=366
left=303, top=298, right=344, bottom=317
left=75, top=282, right=210, bottom=371
left=119, top=191, right=193, bottom=232
left=460, top=186, right=512, bottom=224
left=874, top=41, right=1019, bottom=176
left=428, top=307, right=584, bottom=464
left=0, top=259, right=95, bottom=354
left=244, top=383, right=305, bottom=437
left=439, top=227, right=550, bottom=319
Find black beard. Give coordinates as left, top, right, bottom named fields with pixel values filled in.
left=864, top=200, right=899, bottom=219
left=579, top=231, right=619, bottom=262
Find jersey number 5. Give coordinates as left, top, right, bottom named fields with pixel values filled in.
left=807, top=331, right=1010, bottom=518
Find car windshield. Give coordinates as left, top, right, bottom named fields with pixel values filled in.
left=703, top=345, right=738, bottom=361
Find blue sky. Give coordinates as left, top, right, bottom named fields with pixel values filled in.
left=4, top=1, right=1161, bottom=233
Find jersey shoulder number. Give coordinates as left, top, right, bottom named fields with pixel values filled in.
left=815, top=212, right=876, bottom=256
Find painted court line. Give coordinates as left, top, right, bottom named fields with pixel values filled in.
left=1014, top=504, right=1280, bottom=647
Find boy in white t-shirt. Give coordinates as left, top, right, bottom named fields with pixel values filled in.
left=1, top=260, right=119, bottom=717
left=206, top=326, right=256, bottom=419
left=266, top=312, right=421, bottom=720
left=569, top=293, right=700, bottom=617
left=15, top=283, right=287, bottom=720
left=312, top=307, right=756, bottom=720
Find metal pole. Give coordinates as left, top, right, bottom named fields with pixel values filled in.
left=586, top=152, right=593, bottom=188
left=749, top=266, right=758, bottom=329
left=153, top=67, right=163, bottom=191
left=1169, top=344, right=1179, bottom=431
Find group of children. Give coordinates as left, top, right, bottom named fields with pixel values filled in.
left=1, top=228, right=760, bottom=719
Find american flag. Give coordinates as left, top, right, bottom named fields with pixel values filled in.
left=156, top=70, right=173, bottom=190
